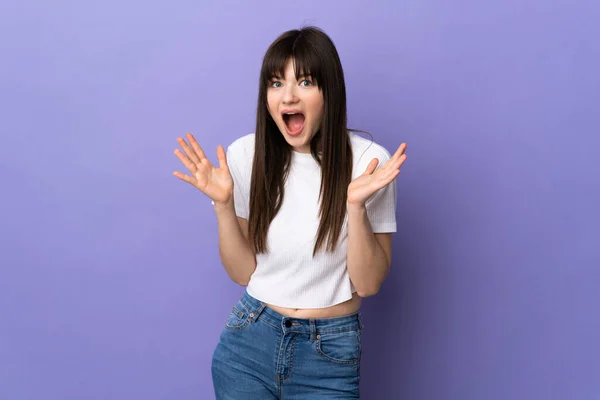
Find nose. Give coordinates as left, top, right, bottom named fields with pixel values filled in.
left=282, top=83, right=299, bottom=104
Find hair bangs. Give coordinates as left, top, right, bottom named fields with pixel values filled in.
left=261, top=31, right=323, bottom=87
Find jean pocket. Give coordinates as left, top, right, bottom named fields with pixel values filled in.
left=315, top=330, right=361, bottom=364
left=224, top=303, right=252, bottom=331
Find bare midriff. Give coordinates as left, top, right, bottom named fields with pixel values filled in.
left=265, top=292, right=361, bottom=319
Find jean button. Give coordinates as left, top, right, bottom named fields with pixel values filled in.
left=284, top=320, right=292, bottom=328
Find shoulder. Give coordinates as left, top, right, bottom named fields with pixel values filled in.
left=228, top=133, right=255, bottom=155
left=349, top=131, right=393, bottom=171
left=227, top=133, right=255, bottom=165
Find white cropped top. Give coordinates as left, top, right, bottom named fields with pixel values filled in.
left=226, top=132, right=397, bottom=308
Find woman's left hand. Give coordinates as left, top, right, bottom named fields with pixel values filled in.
left=347, top=143, right=407, bottom=206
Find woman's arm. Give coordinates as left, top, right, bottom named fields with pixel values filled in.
left=214, top=202, right=256, bottom=285
left=345, top=142, right=407, bottom=297
left=173, top=132, right=255, bottom=286
left=346, top=204, right=392, bottom=297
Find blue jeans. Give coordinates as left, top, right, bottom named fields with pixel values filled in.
left=211, top=291, right=363, bottom=399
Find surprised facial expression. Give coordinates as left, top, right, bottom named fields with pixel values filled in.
left=267, top=59, right=324, bottom=153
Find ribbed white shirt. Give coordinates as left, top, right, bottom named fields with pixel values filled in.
left=226, top=132, right=397, bottom=308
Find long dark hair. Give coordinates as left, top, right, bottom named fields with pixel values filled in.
left=248, top=26, right=352, bottom=256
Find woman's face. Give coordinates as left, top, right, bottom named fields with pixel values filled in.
left=266, top=59, right=324, bottom=153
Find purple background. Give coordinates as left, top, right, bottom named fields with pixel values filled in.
left=1, top=0, right=599, bottom=399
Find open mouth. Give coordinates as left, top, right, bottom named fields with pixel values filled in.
left=282, top=112, right=305, bottom=136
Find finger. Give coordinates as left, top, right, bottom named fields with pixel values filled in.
left=394, top=153, right=407, bottom=170
left=375, top=154, right=406, bottom=180
left=399, top=153, right=407, bottom=167
left=187, top=132, right=210, bottom=165
left=377, top=144, right=406, bottom=172
left=391, top=143, right=407, bottom=160
left=386, top=152, right=408, bottom=171
left=216, top=145, right=228, bottom=170
left=362, top=158, right=379, bottom=175
left=172, top=171, right=195, bottom=185
left=174, top=149, right=198, bottom=174
left=177, top=135, right=200, bottom=164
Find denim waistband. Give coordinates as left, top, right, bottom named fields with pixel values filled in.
left=237, top=290, right=363, bottom=335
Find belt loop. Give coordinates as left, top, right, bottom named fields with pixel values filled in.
left=309, top=319, right=317, bottom=342
left=250, top=302, right=267, bottom=322
left=242, top=294, right=266, bottom=322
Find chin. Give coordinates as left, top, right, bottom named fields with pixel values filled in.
left=287, top=132, right=314, bottom=153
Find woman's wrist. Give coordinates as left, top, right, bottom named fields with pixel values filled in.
left=346, top=201, right=367, bottom=214
left=213, top=197, right=235, bottom=214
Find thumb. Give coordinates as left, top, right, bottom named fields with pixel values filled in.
left=216, top=145, right=228, bottom=169
left=362, top=158, right=379, bottom=176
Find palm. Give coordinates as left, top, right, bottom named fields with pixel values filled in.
left=173, top=133, right=234, bottom=204
left=347, top=143, right=408, bottom=206
left=193, top=160, right=233, bottom=203
left=347, top=174, right=379, bottom=204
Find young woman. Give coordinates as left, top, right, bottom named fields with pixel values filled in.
left=173, top=26, right=407, bottom=399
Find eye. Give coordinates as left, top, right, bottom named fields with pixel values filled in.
left=300, top=79, right=313, bottom=87
left=270, top=81, right=282, bottom=88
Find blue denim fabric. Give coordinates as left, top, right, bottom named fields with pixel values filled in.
left=212, top=291, right=363, bottom=399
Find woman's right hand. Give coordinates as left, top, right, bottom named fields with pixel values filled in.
left=173, top=132, right=234, bottom=205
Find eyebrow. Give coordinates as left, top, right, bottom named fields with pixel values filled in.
left=297, top=74, right=312, bottom=79
left=268, top=73, right=314, bottom=81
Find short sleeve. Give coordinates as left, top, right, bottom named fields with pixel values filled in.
left=365, top=153, right=398, bottom=233
left=226, top=143, right=250, bottom=219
